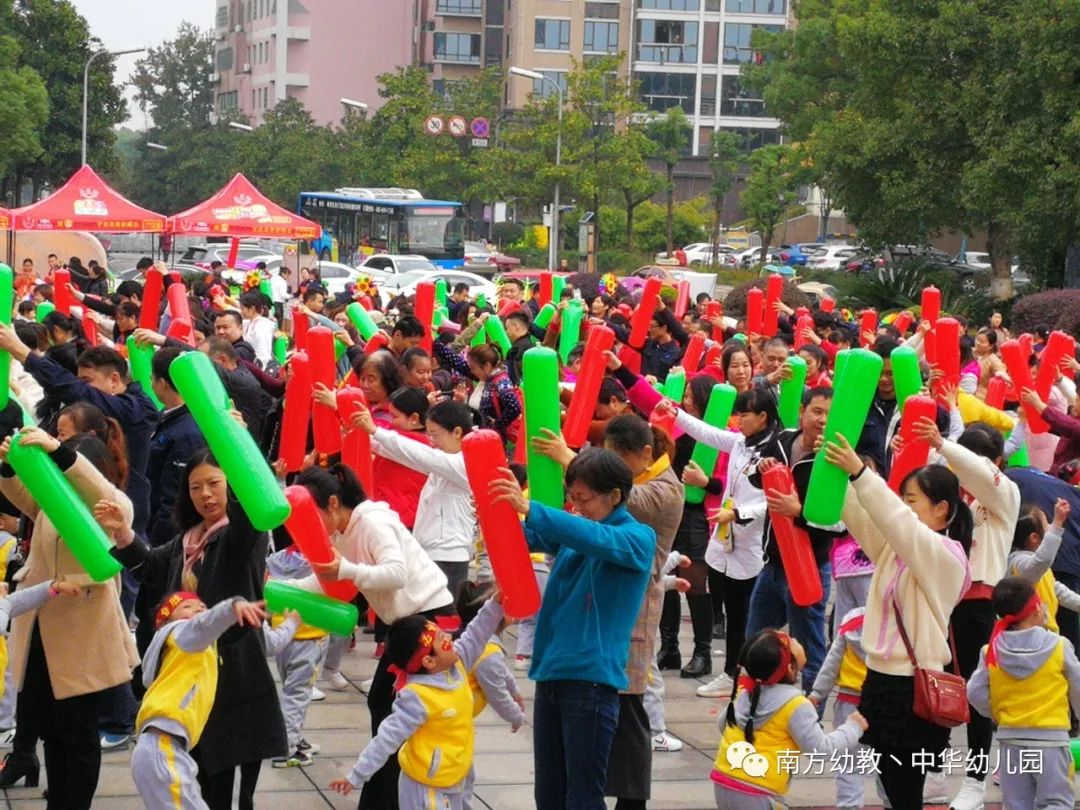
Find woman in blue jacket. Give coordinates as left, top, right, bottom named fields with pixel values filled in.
left=490, top=449, right=656, bottom=810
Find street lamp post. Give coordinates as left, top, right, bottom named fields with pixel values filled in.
left=340, top=98, right=369, bottom=113
left=82, top=47, right=146, bottom=165
left=229, top=122, right=254, bottom=132
left=509, top=66, right=563, bottom=272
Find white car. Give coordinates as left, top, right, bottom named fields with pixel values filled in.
left=224, top=257, right=360, bottom=297
left=381, top=269, right=497, bottom=301
left=357, top=254, right=439, bottom=281
left=806, top=245, right=860, bottom=271
left=656, top=242, right=737, bottom=266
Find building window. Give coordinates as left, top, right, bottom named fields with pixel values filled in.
left=534, top=19, right=570, bottom=51
left=635, top=71, right=696, bottom=113
left=720, top=76, right=768, bottom=117
left=721, top=126, right=781, bottom=152
left=637, top=0, right=699, bottom=9
left=216, top=5, right=229, bottom=27
left=216, top=47, right=234, bottom=70
left=433, top=32, right=482, bottom=64
left=217, top=91, right=238, bottom=113
left=636, top=20, right=698, bottom=63
left=531, top=70, right=568, bottom=99
left=436, top=0, right=483, bottom=14
left=723, top=23, right=780, bottom=64
left=726, top=0, right=786, bottom=12
left=583, top=21, right=618, bottom=53
left=585, top=2, right=620, bottom=19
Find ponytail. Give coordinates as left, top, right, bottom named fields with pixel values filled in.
left=104, top=417, right=129, bottom=490
left=296, top=464, right=366, bottom=510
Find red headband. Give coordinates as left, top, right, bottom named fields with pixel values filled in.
left=743, top=631, right=794, bottom=688
left=387, top=622, right=438, bottom=691
left=987, top=594, right=1042, bottom=666
left=155, top=591, right=200, bottom=628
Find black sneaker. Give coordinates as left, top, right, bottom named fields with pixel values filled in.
left=297, top=738, right=320, bottom=756
left=271, top=750, right=313, bottom=768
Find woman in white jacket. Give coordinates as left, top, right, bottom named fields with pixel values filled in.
left=654, top=386, right=778, bottom=697
left=239, top=291, right=276, bottom=368
left=288, top=464, right=454, bottom=810
left=349, top=398, right=477, bottom=599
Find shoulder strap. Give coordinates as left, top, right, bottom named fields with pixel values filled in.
left=892, top=595, right=961, bottom=675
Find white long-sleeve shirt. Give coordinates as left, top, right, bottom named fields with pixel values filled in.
left=242, top=315, right=275, bottom=368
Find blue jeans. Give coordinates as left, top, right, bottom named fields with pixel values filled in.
left=533, top=680, right=620, bottom=810
left=745, top=562, right=831, bottom=692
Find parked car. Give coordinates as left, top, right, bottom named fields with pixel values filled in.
left=357, top=254, right=439, bottom=281
left=656, top=242, right=737, bottom=266
left=381, top=269, right=497, bottom=301
left=806, top=245, right=860, bottom=271
left=779, top=243, right=827, bottom=266
left=178, top=242, right=281, bottom=267
left=633, top=265, right=717, bottom=301
left=796, top=281, right=839, bottom=306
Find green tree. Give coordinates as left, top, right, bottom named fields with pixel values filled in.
left=707, top=131, right=742, bottom=265
left=646, top=107, right=692, bottom=256
left=0, top=3, right=48, bottom=200
left=740, top=144, right=798, bottom=263
left=632, top=198, right=709, bottom=254
left=131, top=22, right=214, bottom=132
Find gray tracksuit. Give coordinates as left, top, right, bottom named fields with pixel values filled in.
left=343, top=599, right=504, bottom=807
left=133, top=598, right=242, bottom=810
left=1008, top=526, right=1080, bottom=612
left=267, top=549, right=327, bottom=752
left=968, top=625, right=1080, bottom=810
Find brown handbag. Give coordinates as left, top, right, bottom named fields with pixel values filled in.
left=893, top=600, right=970, bottom=728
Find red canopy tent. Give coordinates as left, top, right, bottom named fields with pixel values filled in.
left=166, top=173, right=321, bottom=239
left=0, top=207, right=10, bottom=230
left=10, top=165, right=165, bottom=232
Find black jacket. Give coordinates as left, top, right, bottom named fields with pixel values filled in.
left=145, top=405, right=207, bottom=547
left=505, top=334, right=533, bottom=386
left=855, top=393, right=896, bottom=477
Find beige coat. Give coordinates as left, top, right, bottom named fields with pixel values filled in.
left=0, top=455, right=139, bottom=699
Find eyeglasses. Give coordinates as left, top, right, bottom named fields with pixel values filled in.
left=567, top=489, right=605, bottom=508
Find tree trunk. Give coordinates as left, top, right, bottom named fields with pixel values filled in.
left=819, top=199, right=832, bottom=240
left=986, top=220, right=1015, bottom=300
left=666, top=166, right=675, bottom=256
left=759, top=238, right=771, bottom=264
left=593, top=191, right=601, bottom=255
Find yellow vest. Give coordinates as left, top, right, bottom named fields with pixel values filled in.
left=397, top=662, right=474, bottom=788
left=988, top=638, right=1070, bottom=730
left=713, top=694, right=806, bottom=796
left=468, top=642, right=504, bottom=717
left=135, top=630, right=219, bottom=747
left=0, top=538, right=16, bottom=700
left=270, top=612, right=327, bottom=642
left=1013, top=565, right=1059, bottom=633
left=837, top=646, right=868, bottom=694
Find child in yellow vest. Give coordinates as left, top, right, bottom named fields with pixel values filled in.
left=1008, top=499, right=1080, bottom=632
left=131, top=592, right=267, bottom=810
left=967, top=576, right=1080, bottom=809
left=712, top=629, right=867, bottom=809
left=330, top=594, right=505, bottom=807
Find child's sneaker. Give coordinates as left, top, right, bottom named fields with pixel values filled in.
left=310, top=687, right=326, bottom=702
left=323, top=668, right=349, bottom=690
left=651, top=731, right=683, bottom=752
left=99, top=733, right=130, bottom=750
left=696, top=673, right=734, bottom=698
left=514, top=655, right=530, bottom=671
left=272, top=750, right=313, bottom=768
left=297, top=738, right=320, bottom=756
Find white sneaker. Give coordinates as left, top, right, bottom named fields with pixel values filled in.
left=922, top=770, right=948, bottom=804
left=948, top=776, right=985, bottom=810
left=0, top=728, right=15, bottom=748
left=310, top=687, right=326, bottom=702
left=514, top=655, right=530, bottom=671
left=323, top=668, right=349, bottom=691
left=696, top=672, right=734, bottom=698
left=651, top=731, right=683, bottom=752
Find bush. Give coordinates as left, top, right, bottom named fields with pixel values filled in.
left=596, top=250, right=652, bottom=274
left=490, top=221, right=524, bottom=247
left=632, top=198, right=710, bottom=253
left=843, top=262, right=962, bottom=312
left=724, top=278, right=811, bottom=317
left=1011, top=289, right=1080, bottom=337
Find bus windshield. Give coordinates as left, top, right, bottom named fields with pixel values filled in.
left=402, top=205, right=465, bottom=259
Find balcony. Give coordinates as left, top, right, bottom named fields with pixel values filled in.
left=636, top=44, right=698, bottom=64
left=436, top=0, right=483, bottom=17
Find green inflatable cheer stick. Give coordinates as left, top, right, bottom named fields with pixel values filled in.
left=35, top=301, right=55, bottom=323
left=523, top=347, right=565, bottom=508
left=685, top=384, right=737, bottom=504
left=434, top=278, right=448, bottom=310
left=346, top=302, right=379, bottom=342
left=662, top=367, right=686, bottom=403
left=558, top=300, right=584, bottom=363
left=804, top=349, right=883, bottom=525
left=833, top=350, right=851, bottom=388
left=264, top=580, right=359, bottom=637
left=471, top=320, right=488, bottom=347
left=126, top=337, right=164, bottom=411
left=259, top=278, right=272, bottom=299
left=476, top=292, right=487, bottom=310
left=273, top=334, right=287, bottom=366
left=778, top=355, right=807, bottom=429
left=890, top=345, right=922, bottom=410
left=169, top=352, right=290, bottom=531
left=534, top=303, right=557, bottom=330
left=7, top=433, right=122, bottom=582
left=1071, top=737, right=1080, bottom=770
left=486, top=315, right=513, bottom=355
left=335, top=335, right=347, bottom=361
left=551, top=275, right=566, bottom=303
left=1006, top=432, right=1030, bottom=468
left=0, top=264, right=12, bottom=409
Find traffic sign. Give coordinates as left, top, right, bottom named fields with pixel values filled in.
left=471, top=117, right=490, bottom=138
left=471, top=138, right=489, bottom=148
left=424, top=116, right=444, bottom=136
left=448, top=116, right=468, bottom=137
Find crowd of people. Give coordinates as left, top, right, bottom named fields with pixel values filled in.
left=1, top=251, right=1080, bottom=810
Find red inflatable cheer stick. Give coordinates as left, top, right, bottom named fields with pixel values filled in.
left=283, top=486, right=358, bottom=602
left=793, top=314, right=815, bottom=351
left=140, top=267, right=164, bottom=330
left=414, top=281, right=435, bottom=354
left=337, top=387, right=374, bottom=495
left=859, top=309, right=878, bottom=348
left=931, top=317, right=961, bottom=405
left=1019, top=333, right=1034, bottom=360
left=307, top=327, right=342, bottom=455
left=498, top=299, right=522, bottom=318
left=538, top=272, right=553, bottom=307
left=277, top=351, right=312, bottom=472
left=763, top=274, right=784, bottom=337
left=53, top=269, right=73, bottom=315
left=674, top=281, right=691, bottom=319
left=79, top=308, right=99, bottom=346
left=629, top=277, right=663, bottom=348
left=985, top=376, right=1008, bottom=410
left=820, top=297, right=835, bottom=313
left=293, top=310, right=310, bottom=351
left=762, top=464, right=823, bottom=607
left=564, top=325, right=615, bottom=448
left=887, top=395, right=937, bottom=492
left=166, top=282, right=194, bottom=345
left=745, top=287, right=764, bottom=336
left=706, top=301, right=724, bottom=342
left=363, top=331, right=390, bottom=355
left=1036, top=330, right=1073, bottom=399
left=1066, top=336, right=1077, bottom=381
left=461, top=430, right=541, bottom=618
left=618, top=344, right=641, bottom=375
left=682, top=333, right=706, bottom=373
left=920, top=286, right=940, bottom=325
left=892, top=311, right=914, bottom=336
left=704, top=345, right=724, bottom=380
left=1001, top=339, right=1049, bottom=434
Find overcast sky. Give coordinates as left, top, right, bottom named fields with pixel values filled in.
left=71, top=0, right=209, bottom=127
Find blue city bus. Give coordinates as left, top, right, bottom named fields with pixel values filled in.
left=297, top=188, right=466, bottom=268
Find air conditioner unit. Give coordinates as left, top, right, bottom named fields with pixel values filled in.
left=422, top=21, right=435, bottom=31
left=242, top=63, right=252, bottom=73
left=234, top=24, right=243, bottom=33
left=209, top=72, right=220, bottom=82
